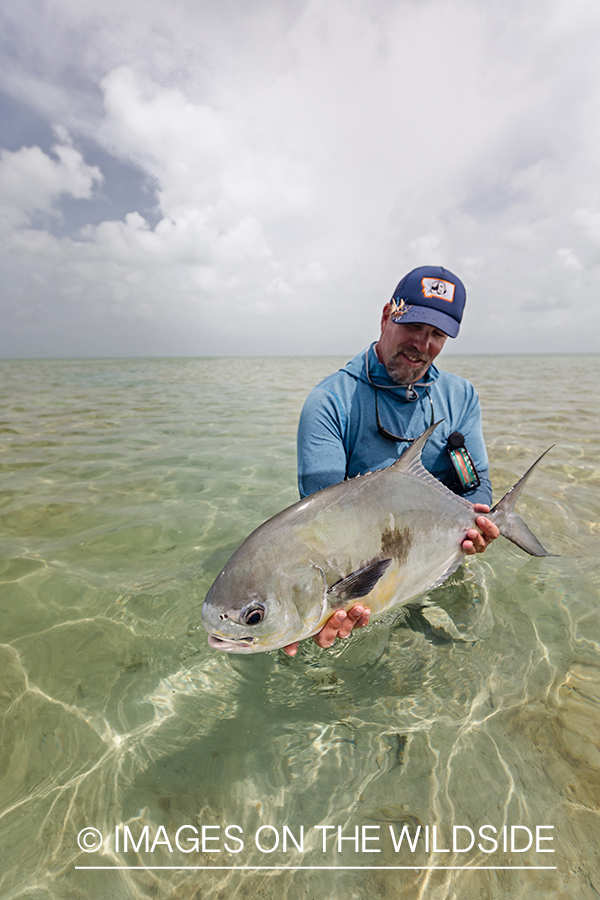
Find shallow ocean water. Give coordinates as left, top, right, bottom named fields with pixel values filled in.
left=1, top=354, right=599, bottom=900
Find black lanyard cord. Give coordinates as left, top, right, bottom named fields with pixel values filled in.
left=365, top=345, right=434, bottom=443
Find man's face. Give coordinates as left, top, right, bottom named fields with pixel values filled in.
left=375, top=305, right=448, bottom=384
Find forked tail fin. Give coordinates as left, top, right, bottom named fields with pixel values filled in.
left=489, top=447, right=554, bottom=557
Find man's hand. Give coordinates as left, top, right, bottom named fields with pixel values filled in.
left=282, top=604, right=371, bottom=657
left=462, top=503, right=500, bottom=555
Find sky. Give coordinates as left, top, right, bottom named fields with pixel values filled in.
left=1, top=0, right=600, bottom=358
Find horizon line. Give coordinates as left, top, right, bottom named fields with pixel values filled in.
left=0, top=350, right=598, bottom=362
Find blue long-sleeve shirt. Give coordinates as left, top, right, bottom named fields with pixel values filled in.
left=297, top=343, right=492, bottom=505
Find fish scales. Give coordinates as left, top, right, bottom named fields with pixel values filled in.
left=201, top=423, right=552, bottom=653
left=292, top=477, right=467, bottom=604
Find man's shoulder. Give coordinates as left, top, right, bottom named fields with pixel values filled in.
left=300, top=353, right=367, bottom=427
left=308, top=350, right=367, bottom=396
left=432, top=367, right=482, bottom=429
left=433, top=366, right=478, bottom=397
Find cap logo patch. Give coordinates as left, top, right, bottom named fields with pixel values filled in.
left=421, top=278, right=455, bottom=303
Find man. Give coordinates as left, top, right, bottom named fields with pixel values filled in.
left=283, top=265, right=499, bottom=657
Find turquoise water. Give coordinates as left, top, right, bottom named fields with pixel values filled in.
left=1, top=355, right=599, bottom=900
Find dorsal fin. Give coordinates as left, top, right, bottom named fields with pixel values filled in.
left=389, top=420, right=475, bottom=510
left=391, top=421, right=441, bottom=477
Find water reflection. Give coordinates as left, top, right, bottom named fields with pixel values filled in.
left=0, top=356, right=599, bottom=899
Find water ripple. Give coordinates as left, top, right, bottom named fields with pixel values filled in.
left=0, top=355, right=599, bottom=900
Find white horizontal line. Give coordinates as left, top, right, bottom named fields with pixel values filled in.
left=75, top=865, right=557, bottom=871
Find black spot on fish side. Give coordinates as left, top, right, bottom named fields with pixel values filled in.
left=381, top=525, right=412, bottom=563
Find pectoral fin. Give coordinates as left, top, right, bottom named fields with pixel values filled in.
left=327, top=558, right=392, bottom=602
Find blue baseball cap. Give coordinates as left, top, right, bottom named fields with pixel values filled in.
left=390, top=266, right=466, bottom=338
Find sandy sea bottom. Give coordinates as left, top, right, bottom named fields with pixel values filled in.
left=0, top=354, right=599, bottom=900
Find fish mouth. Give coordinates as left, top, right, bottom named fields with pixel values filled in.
left=207, top=633, right=257, bottom=652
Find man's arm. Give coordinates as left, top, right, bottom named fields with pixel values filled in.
left=449, top=386, right=492, bottom=506
left=297, top=386, right=348, bottom=498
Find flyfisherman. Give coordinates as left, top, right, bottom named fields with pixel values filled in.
left=283, top=265, right=499, bottom=656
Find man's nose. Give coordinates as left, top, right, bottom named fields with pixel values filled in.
left=411, top=330, right=431, bottom=352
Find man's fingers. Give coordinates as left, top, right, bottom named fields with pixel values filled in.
left=462, top=516, right=500, bottom=555
left=336, top=604, right=368, bottom=639
left=313, top=610, right=347, bottom=648
left=311, top=604, right=372, bottom=649
left=476, top=516, right=500, bottom=541
left=346, top=604, right=366, bottom=622
left=282, top=605, right=375, bottom=655
left=348, top=606, right=371, bottom=629
left=336, top=614, right=355, bottom=640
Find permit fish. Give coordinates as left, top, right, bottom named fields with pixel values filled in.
left=201, top=423, right=552, bottom=653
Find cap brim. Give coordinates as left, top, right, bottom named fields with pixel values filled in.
left=391, top=305, right=459, bottom=338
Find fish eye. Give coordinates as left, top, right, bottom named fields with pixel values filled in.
left=242, top=603, right=266, bottom=626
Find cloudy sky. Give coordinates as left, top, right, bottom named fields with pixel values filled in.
left=1, top=0, right=599, bottom=358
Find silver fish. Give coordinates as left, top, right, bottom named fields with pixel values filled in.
left=201, top=423, right=552, bottom=653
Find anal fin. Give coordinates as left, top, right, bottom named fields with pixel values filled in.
left=428, top=556, right=464, bottom=591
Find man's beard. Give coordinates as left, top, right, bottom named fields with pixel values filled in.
left=384, top=348, right=431, bottom=384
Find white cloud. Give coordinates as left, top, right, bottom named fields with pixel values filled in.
left=1, top=0, right=600, bottom=355
left=0, top=136, right=101, bottom=229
